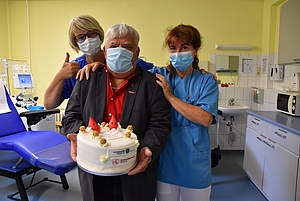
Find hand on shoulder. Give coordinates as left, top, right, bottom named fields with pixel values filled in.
left=76, top=61, right=105, bottom=81
left=200, top=68, right=217, bottom=80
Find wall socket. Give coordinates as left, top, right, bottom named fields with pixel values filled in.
left=256, top=66, right=261, bottom=76
left=229, top=131, right=235, bottom=141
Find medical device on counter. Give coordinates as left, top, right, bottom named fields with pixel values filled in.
left=12, top=73, right=38, bottom=108
left=13, top=73, right=34, bottom=89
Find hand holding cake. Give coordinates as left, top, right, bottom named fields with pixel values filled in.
left=128, top=147, right=152, bottom=176
left=66, top=133, right=77, bottom=162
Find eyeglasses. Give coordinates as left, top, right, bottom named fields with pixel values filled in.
left=74, top=31, right=98, bottom=43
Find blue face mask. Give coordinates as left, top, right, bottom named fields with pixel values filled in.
left=106, top=47, right=134, bottom=73
left=169, top=51, right=194, bottom=71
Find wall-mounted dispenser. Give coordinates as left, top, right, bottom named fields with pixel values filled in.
left=270, top=65, right=284, bottom=81
left=252, top=87, right=264, bottom=104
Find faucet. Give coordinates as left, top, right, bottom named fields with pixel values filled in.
left=228, top=98, right=235, bottom=106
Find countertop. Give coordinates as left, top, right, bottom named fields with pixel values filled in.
left=246, top=110, right=300, bottom=136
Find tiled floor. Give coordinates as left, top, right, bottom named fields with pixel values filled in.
left=211, top=150, right=267, bottom=201
left=0, top=150, right=267, bottom=201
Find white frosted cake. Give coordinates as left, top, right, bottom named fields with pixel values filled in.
left=77, top=121, right=139, bottom=176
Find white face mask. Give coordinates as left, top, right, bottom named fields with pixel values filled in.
left=77, top=35, right=102, bottom=56
left=106, top=47, right=134, bottom=73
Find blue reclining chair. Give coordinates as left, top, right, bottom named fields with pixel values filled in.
left=0, top=86, right=77, bottom=201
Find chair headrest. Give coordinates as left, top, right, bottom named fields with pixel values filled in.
left=0, top=82, right=26, bottom=137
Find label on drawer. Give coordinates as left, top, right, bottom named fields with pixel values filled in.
left=267, top=123, right=300, bottom=155
left=247, top=115, right=268, bottom=135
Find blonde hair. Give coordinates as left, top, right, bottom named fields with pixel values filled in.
left=68, top=15, right=104, bottom=53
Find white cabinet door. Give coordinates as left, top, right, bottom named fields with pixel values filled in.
left=263, top=139, right=299, bottom=201
left=278, top=0, right=300, bottom=64
left=243, top=127, right=266, bottom=189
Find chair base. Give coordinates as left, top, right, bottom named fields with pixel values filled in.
left=0, top=151, right=69, bottom=201
left=7, top=173, right=69, bottom=201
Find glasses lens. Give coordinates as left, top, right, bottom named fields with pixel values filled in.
left=75, top=34, right=86, bottom=43
left=74, top=31, right=98, bottom=43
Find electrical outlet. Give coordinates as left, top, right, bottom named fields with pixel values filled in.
left=256, top=67, right=261, bottom=76
left=229, top=131, right=235, bottom=141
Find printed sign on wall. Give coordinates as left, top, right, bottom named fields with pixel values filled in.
left=242, top=58, right=253, bottom=73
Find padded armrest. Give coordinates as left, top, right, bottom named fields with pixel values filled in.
left=19, top=109, right=60, bottom=127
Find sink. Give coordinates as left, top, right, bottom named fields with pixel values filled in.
left=218, top=104, right=249, bottom=117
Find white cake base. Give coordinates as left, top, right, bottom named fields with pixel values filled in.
left=77, top=127, right=139, bottom=176
left=77, top=157, right=137, bottom=176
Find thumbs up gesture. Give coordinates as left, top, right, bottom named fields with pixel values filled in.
left=60, top=52, right=80, bottom=79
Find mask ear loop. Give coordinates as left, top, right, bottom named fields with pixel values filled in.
left=132, top=59, right=137, bottom=67
left=132, top=49, right=139, bottom=67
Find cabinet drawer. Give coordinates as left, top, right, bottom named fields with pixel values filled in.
left=247, top=115, right=268, bottom=135
left=267, top=124, right=300, bottom=155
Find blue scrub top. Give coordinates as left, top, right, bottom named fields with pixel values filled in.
left=136, top=58, right=153, bottom=70
left=61, top=55, right=153, bottom=99
left=150, top=66, right=218, bottom=189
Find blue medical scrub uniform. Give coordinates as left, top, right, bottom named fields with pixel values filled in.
left=150, top=66, right=218, bottom=189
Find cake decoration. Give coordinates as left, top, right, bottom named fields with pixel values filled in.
left=88, top=117, right=101, bottom=133
left=99, top=137, right=109, bottom=147
left=92, top=130, right=99, bottom=138
left=124, top=132, right=131, bottom=139
left=100, top=137, right=107, bottom=144
left=101, top=122, right=107, bottom=128
left=126, top=125, right=133, bottom=132
left=100, top=155, right=109, bottom=162
left=108, top=115, right=118, bottom=130
left=79, top=126, right=86, bottom=134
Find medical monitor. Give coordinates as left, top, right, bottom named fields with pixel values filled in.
left=13, top=73, right=34, bottom=89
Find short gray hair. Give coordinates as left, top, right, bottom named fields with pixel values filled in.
left=105, top=23, right=140, bottom=46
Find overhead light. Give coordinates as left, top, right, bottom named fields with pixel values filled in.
left=215, top=44, right=255, bottom=50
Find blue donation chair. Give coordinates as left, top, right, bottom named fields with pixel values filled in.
left=0, top=87, right=77, bottom=201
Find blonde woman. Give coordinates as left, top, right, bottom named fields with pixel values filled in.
left=44, top=15, right=105, bottom=109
